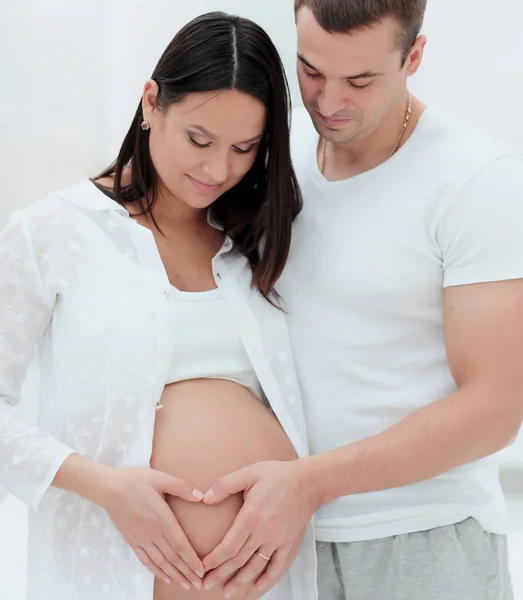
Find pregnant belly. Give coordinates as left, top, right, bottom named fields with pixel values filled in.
left=150, top=378, right=298, bottom=558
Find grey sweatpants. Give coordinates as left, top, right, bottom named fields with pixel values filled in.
left=316, top=518, right=513, bottom=600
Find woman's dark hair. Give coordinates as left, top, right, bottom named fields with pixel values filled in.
left=95, top=11, right=301, bottom=302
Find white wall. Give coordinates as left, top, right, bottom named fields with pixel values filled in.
left=0, top=0, right=107, bottom=218
left=1, top=0, right=523, bottom=465
left=412, top=0, right=523, bottom=155
left=2, top=0, right=523, bottom=223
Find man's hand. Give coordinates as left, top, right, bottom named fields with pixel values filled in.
left=200, top=459, right=318, bottom=597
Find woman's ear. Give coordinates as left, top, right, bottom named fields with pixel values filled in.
left=141, top=79, right=160, bottom=125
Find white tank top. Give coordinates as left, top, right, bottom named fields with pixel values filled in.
left=167, top=286, right=262, bottom=399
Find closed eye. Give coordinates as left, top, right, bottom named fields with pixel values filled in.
left=233, top=145, right=256, bottom=155
left=302, top=65, right=373, bottom=90
left=303, top=68, right=321, bottom=80
left=188, top=136, right=212, bottom=149
left=348, top=81, right=372, bottom=90
left=189, top=135, right=257, bottom=154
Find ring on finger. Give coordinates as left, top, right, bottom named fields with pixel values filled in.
left=255, top=550, right=271, bottom=561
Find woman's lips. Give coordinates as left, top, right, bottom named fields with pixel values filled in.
left=187, top=175, right=222, bottom=193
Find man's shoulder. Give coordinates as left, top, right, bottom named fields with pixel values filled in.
left=417, top=107, right=518, bottom=175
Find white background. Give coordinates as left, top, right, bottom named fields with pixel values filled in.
left=2, top=0, right=523, bottom=219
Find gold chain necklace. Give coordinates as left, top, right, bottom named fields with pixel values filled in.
left=319, top=91, right=413, bottom=176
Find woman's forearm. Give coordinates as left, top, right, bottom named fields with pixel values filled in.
left=51, top=453, right=114, bottom=506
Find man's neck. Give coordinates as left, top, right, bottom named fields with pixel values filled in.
left=322, top=97, right=426, bottom=182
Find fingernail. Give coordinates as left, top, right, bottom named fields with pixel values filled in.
left=225, top=590, right=236, bottom=598
left=181, top=582, right=191, bottom=591
left=163, top=578, right=172, bottom=585
left=195, top=570, right=204, bottom=579
left=192, top=580, right=202, bottom=590
left=204, top=488, right=215, bottom=501
left=192, top=489, right=204, bottom=500
left=204, top=582, right=214, bottom=591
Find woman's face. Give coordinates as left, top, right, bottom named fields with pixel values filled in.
left=143, top=84, right=267, bottom=210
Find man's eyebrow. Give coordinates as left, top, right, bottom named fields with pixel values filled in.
left=297, top=54, right=320, bottom=72
left=344, top=70, right=384, bottom=80
left=189, top=125, right=263, bottom=145
left=297, top=54, right=384, bottom=80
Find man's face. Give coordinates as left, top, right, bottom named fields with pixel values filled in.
left=296, top=7, right=418, bottom=144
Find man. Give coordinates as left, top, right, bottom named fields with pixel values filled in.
left=200, top=2, right=523, bottom=598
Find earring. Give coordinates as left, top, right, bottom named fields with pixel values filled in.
left=141, top=120, right=150, bottom=131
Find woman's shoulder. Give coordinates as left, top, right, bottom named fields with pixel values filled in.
left=10, top=188, right=78, bottom=236
left=9, top=180, right=126, bottom=249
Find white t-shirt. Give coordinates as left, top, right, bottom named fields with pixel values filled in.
left=166, top=286, right=262, bottom=400
left=280, top=106, right=523, bottom=543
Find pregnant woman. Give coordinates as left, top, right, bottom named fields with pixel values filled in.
left=0, top=12, right=316, bottom=600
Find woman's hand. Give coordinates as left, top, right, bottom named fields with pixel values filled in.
left=98, top=466, right=206, bottom=590
left=52, top=454, right=205, bottom=591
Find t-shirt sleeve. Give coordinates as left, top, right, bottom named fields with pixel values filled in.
left=439, top=155, right=523, bottom=288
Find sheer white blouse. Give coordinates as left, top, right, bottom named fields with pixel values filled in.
left=0, top=180, right=317, bottom=600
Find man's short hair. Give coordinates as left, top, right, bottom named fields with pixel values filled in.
left=294, top=0, right=427, bottom=63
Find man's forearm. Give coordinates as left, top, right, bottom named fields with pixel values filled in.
left=303, top=385, right=521, bottom=507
